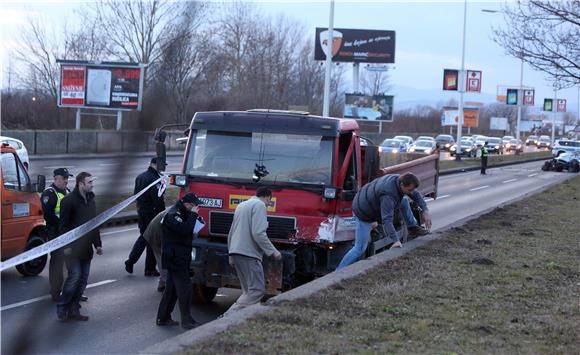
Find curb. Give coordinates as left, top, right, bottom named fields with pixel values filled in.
left=140, top=172, right=576, bottom=355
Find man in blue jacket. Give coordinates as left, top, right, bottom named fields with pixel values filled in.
left=337, top=172, right=432, bottom=270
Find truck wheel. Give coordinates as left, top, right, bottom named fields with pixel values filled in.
left=191, top=283, right=218, bottom=304
left=15, top=236, right=47, bottom=276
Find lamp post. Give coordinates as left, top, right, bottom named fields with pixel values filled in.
left=322, top=0, right=335, bottom=117
left=455, top=0, right=467, bottom=160
left=482, top=8, right=524, bottom=140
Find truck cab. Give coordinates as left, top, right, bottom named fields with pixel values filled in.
left=161, top=110, right=438, bottom=302
left=1, top=144, right=47, bottom=276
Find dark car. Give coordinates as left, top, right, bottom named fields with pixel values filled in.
left=486, top=137, right=504, bottom=154
left=506, top=139, right=523, bottom=153
left=450, top=138, right=477, bottom=157
left=435, top=134, right=455, bottom=151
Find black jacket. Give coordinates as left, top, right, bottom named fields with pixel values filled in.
left=40, top=184, right=69, bottom=235
left=59, top=188, right=102, bottom=260
left=134, top=167, right=165, bottom=216
left=161, top=200, right=198, bottom=270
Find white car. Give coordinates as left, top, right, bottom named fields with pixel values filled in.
left=0, top=136, right=30, bottom=169
left=408, top=140, right=437, bottom=154
left=551, top=139, right=580, bottom=156
left=392, top=135, right=413, bottom=152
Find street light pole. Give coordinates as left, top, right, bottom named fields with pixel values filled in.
left=322, top=0, right=335, bottom=117
left=455, top=0, right=467, bottom=160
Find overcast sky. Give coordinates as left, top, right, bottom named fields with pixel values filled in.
left=1, top=0, right=578, bottom=115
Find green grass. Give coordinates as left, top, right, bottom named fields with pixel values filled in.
left=182, top=175, right=580, bottom=355
left=439, top=150, right=552, bottom=171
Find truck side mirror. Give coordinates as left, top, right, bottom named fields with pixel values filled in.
left=156, top=142, right=167, bottom=172
left=37, top=175, right=46, bottom=193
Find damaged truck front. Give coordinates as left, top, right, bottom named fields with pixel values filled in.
left=157, top=110, right=439, bottom=303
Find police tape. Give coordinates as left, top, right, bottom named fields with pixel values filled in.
left=0, top=176, right=166, bottom=272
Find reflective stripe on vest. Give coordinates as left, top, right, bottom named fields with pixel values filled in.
left=481, top=146, right=489, bottom=157
left=46, top=187, right=66, bottom=218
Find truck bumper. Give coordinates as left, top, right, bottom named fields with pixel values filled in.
left=190, top=239, right=295, bottom=296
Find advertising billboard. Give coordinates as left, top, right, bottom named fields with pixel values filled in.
left=506, top=89, right=518, bottom=105
left=314, top=28, right=396, bottom=63
left=557, top=99, right=567, bottom=112
left=543, top=99, right=553, bottom=112
left=57, top=61, right=144, bottom=111
left=443, top=69, right=459, bottom=91
left=441, top=107, right=479, bottom=127
left=344, top=93, right=394, bottom=121
left=465, top=70, right=482, bottom=93
left=490, top=117, right=508, bottom=131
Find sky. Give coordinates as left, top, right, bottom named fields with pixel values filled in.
left=1, top=0, right=579, bottom=116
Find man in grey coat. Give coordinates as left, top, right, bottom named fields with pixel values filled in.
left=223, top=187, right=282, bottom=316
left=142, top=208, right=170, bottom=292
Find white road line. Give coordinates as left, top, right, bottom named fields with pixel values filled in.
left=100, top=163, right=121, bottom=166
left=502, top=179, right=517, bottom=183
left=0, top=279, right=116, bottom=312
left=424, top=197, right=434, bottom=202
left=470, top=185, right=489, bottom=192
left=436, top=194, right=450, bottom=200
left=101, top=227, right=138, bottom=236
left=43, top=166, right=76, bottom=169
left=528, top=173, right=538, bottom=177
left=216, top=294, right=226, bottom=297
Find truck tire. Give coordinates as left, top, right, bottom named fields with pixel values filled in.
left=191, top=283, right=218, bottom=304
left=15, top=235, right=47, bottom=276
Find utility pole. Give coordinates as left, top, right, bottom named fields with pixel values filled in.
left=455, top=0, right=467, bottom=160
left=322, top=0, right=335, bottom=117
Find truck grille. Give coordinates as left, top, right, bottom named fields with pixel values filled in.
left=209, top=211, right=296, bottom=240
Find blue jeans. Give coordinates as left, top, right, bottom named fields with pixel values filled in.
left=57, top=257, right=91, bottom=317
left=336, top=197, right=418, bottom=270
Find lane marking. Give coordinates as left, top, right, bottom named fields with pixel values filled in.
left=100, top=163, right=121, bottom=166
left=528, top=173, right=538, bottom=177
left=101, top=227, right=138, bottom=236
left=470, top=185, right=489, bottom=191
left=216, top=294, right=226, bottom=297
left=1, top=279, right=116, bottom=312
left=425, top=197, right=434, bottom=202
left=502, top=179, right=517, bottom=183
left=436, top=194, right=450, bottom=200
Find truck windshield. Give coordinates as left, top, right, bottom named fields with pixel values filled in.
left=185, top=130, right=334, bottom=185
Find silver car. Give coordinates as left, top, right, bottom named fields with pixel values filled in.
left=0, top=136, right=30, bottom=169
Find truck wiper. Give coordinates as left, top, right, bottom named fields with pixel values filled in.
left=185, top=175, right=244, bottom=188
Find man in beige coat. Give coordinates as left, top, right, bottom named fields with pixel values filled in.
left=224, top=187, right=281, bottom=316
left=142, top=208, right=169, bottom=292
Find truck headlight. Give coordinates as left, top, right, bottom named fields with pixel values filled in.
left=324, top=187, right=337, bottom=199
left=191, top=247, right=198, bottom=262
left=173, top=174, right=187, bottom=187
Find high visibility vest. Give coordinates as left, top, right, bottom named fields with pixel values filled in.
left=481, top=146, right=489, bottom=157
left=46, top=187, right=66, bottom=217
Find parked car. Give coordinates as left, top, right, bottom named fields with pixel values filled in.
left=408, top=140, right=437, bottom=154
left=392, top=135, right=413, bottom=152
left=450, top=138, right=477, bottom=157
left=537, top=135, right=552, bottom=149
left=505, top=139, right=523, bottom=153
left=525, top=135, right=539, bottom=146
left=502, top=135, right=515, bottom=146
left=435, top=134, right=455, bottom=151
left=551, top=139, right=580, bottom=156
left=541, top=151, right=580, bottom=173
left=486, top=137, right=504, bottom=154
left=379, top=139, right=404, bottom=153
left=0, top=136, right=29, bottom=169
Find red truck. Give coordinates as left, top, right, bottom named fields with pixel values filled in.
left=156, top=110, right=439, bottom=303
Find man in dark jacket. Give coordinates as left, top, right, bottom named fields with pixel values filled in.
left=41, top=167, right=72, bottom=301
left=337, top=172, right=432, bottom=270
left=125, top=158, right=165, bottom=276
left=57, top=172, right=102, bottom=322
left=156, top=193, right=202, bottom=330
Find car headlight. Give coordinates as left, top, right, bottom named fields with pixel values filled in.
left=506, top=144, right=511, bottom=148
left=409, top=148, right=415, bottom=152
left=425, top=149, right=432, bottom=154
left=378, top=147, right=383, bottom=152
left=465, top=148, right=471, bottom=151
left=450, top=147, right=456, bottom=151
left=445, top=143, right=450, bottom=148
left=392, top=149, right=399, bottom=153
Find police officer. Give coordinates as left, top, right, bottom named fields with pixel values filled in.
left=481, top=141, right=489, bottom=175
left=125, top=158, right=165, bottom=276
left=156, top=193, right=202, bottom=330
left=41, top=168, right=72, bottom=301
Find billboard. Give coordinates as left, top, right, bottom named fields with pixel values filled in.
left=441, top=107, right=479, bottom=127
left=506, top=89, right=518, bottom=105
left=465, top=70, right=482, bottom=93
left=557, top=99, right=567, bottom=112
left=523, top=89, right=535, bottom=106
left=57, top=61, right=144, bottom=111
left=443, top=69, right=459, bottom=91
left=314, top=28, right=396, bottom=63
left=543, top=99, right=553, bottom=112
left=344, top=93, right=394, bottom=121
left=490, top=117, right=508, bottom=131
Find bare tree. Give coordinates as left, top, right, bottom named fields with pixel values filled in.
left=492, top=1, right=580, bottom=88
left=360, top=67, right=392, bottom=95
left=481, top=103, right=518, bottom=135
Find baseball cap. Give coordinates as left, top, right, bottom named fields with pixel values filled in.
left=53, top=168, right=73, bottom=177
left=182, top=192, right=203, bottom=206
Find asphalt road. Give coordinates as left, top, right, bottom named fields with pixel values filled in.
left=2, top=160, right=574, bottom=354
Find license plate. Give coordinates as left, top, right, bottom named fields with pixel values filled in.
left=198, top=197, right=223, bottom=208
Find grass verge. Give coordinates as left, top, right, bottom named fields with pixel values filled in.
left=439, top=150, right=552, bottom=171
left=183, top=175, right=580, bottom=354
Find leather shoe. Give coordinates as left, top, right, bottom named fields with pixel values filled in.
left=124, top=260, right=134, bottom=274
left=69, top=313, right=89, bottom=321
left=145, top=270, right=161, bottom=277
left=80, top=295, right=88, bottom=302
left=181, top=320, right=200, bottom=330
left=156, top=319, right=179, bottom=326
left=408, top=225, right=429, bottom=237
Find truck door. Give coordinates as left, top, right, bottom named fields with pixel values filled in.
left=1, top=151, right=33, bottom=256
left=334, top=132, right=359, bottom=241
